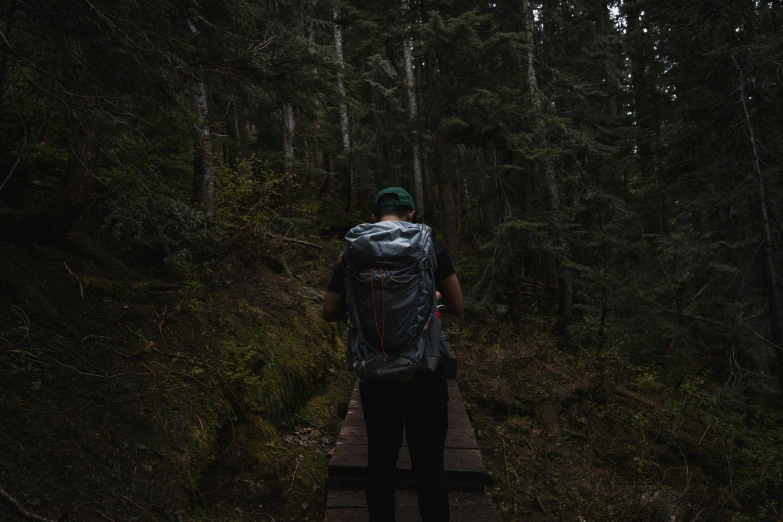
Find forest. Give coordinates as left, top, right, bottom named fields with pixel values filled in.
left=1, top=0, right=782, bottom=521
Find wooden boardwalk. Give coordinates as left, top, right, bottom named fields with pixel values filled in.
left=324, top=353, right=501, bottom=521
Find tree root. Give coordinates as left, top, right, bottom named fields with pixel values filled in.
left=0, top=485, right=58, bottom=522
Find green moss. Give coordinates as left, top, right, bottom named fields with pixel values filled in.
left=258, top=365, right=354, bottom=521
left=215, top=300, right=342, bottom=424
left=298, top=364, right=354, bottom=430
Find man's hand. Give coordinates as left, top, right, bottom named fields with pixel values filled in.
left=322, top=291, right=346, bottom=322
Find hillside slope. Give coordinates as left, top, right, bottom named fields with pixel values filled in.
left=0, top=228, right=353, bottom=522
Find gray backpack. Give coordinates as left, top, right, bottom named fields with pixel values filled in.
left=343, top=221, right=443, bottom=382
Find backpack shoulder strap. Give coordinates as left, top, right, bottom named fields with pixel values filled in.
left=343, top=247, right=357, bottom=306
left=417, top=229, right=438, bottom=275
left=342, top=248, right=368, bottom=337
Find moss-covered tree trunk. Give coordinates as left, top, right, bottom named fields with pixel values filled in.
left=281, top=102, right=295, bottom=205
left=401, top=0, right=424, bottom=216
left=191, top=78, right=215, bottom=217
left=333, top=4, right=355, bottom=209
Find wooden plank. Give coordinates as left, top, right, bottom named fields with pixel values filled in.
left=349, top=383, right=360, bottom=408
left=325, top=476, right=486, bottom=493
left=326, top=490, right=370, bottom=508
left=338, top=413, right=476, bottom=438
left=336, top=425, right=366, bottom=439
left=331, top=441, right=484, bottom=468
left=327, top=490, right=492, bottom=508
left=329, top=446, right=491, bottom=485
left=335, top=405, right=468, bottom=425
left=324, top=507, right=370, bottom=522
left=324, top=490, right=502, bottom=521
left=342, top=408, right=365, bottom=426
left=325, top=489, right=501, bottom=508
left=445, top=348, right=457, bottom=379
left=324, top=504, right=501, bottom=522
left=336, top=428, right=477, bottom=449
left=326, top=476, right=423, bottom=492
left=447, top=380, right=463, bottom=400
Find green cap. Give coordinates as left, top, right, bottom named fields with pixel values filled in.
left=372, top=187, right=415, bottom=214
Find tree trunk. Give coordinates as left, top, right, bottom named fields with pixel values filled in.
left=733, top=56, right=783, bottom=393
left=479, top=146, right=497, bottom=233
left=422, top=148, right=433, bottom=219
left=37, top=122, right=97, bottom=238
left=36, top=96, right=57, bottom=144
left=191, top=78, right=215, bottom=217
left=596, top=0, right=618, bottom=120
left=523, top=0, right=572, bottom=327
left=372, top=89, right=385, bottom=178
left=415, top=57, right=433, bottom=217
left=401, top=0, right=424, bottom=216
left=238, top=103, right=250, bottom=161
left=63, top=123, right=97, bottom=214
left=333, top=5, right=355, bottom=208
left=226, top=98, right=240, bottom=172
left=627, top=0, right=651, bottom=158
left=281, top=102, right=295, bottom=204
left=0, top=0, right=17, bottom=120
left=320, top=154, right=335, bottom=195
left=435, top=136, right=458, bottom=261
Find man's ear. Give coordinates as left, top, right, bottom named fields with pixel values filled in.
left=408, top=210, right=416, bottom=223
left=371, top=214, right=376, bottom=222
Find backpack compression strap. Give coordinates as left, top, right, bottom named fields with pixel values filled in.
left=370, top=266, right=388, bottom=360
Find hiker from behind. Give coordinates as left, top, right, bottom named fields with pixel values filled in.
left=323, top=187, right=463, bottom=522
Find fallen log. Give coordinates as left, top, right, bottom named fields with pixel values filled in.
left=268, top=233, right=323, bottom=250
left=614, top=386, right=659, bottom=408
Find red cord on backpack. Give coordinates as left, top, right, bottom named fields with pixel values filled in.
left=370, top=267, right=387, bottom=360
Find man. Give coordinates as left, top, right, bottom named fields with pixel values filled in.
left=323, top=187, right=463, bottom=522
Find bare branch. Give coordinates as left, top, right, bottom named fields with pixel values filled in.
left=0, top=485, right=58, bottom=522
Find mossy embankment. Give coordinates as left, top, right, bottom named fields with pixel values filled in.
left=0, top=228, right=353, bottom=522
left=449, top=306, right=783, bottom=521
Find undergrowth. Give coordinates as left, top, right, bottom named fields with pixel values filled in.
left=454, top=311, right=783, bottom=521
left=0, top=190, right=354, bottom=521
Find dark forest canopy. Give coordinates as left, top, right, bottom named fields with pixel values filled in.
left=1, top=0, right=783, bottom=519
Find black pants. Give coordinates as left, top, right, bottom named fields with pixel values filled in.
left=359, top=364, right=450, bottom=522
